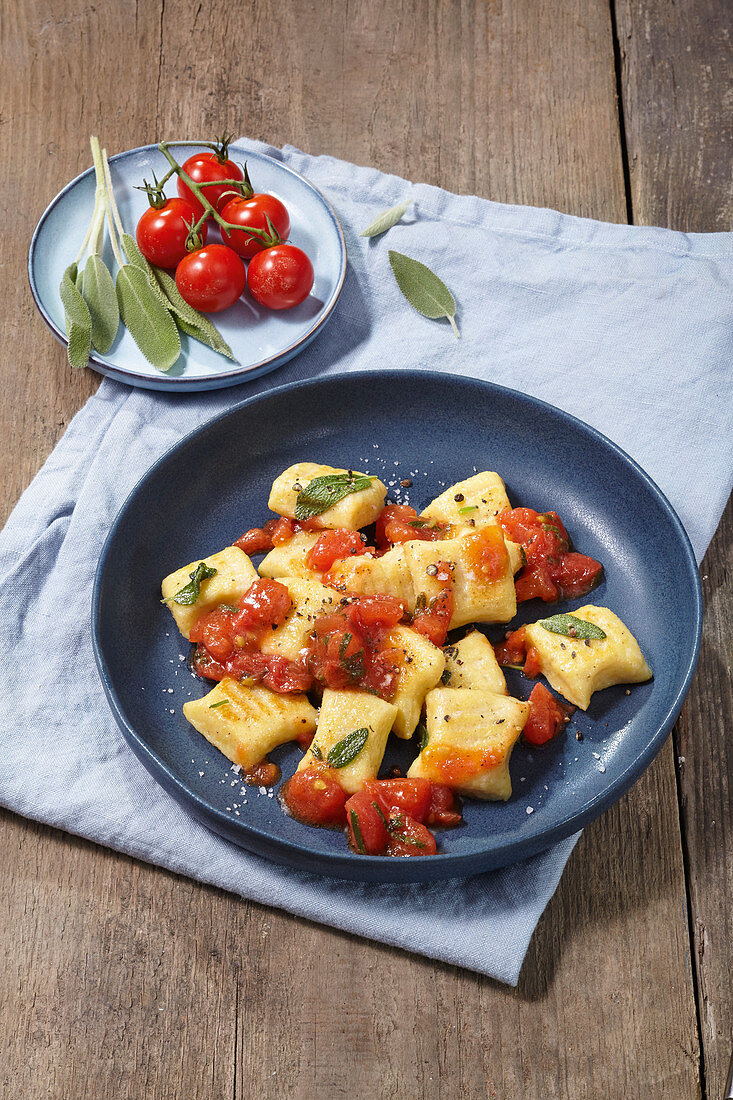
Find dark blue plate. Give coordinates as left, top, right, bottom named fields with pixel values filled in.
left=92, top=371, right=702, bottom=882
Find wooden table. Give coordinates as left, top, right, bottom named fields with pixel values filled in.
left=2, top=2, right=730, bottom=1096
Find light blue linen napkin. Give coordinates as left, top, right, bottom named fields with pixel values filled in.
left=2, top=139, right=731, bottom=986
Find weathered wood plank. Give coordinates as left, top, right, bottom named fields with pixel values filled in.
left=0, top=0, right=713, bottom=1096
left=616, top=1, right=732, bottom=1089
left=616, top=0, right=732, bottom=232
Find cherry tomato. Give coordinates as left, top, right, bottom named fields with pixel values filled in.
left=247, top=245, right=314, bottom=310
left=425, top=784, right=463, bottom=828
left=135, top=198, right=205, bottom=269
left=221, top=194, right=291, bottom=259
left=175, top=244, right=246, bottom=313
left=177, top=152, right=244, bottom=218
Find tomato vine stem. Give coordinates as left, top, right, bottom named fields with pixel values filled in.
left=157, top=142, right=277, bottom=246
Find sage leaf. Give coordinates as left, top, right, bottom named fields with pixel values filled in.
left=388, top=250, right=460, bottom=338
left=121, top=234, right=173, bottom=305
left=82, top=255, right=119, bottom=353
left=360, top=198, right=413, bottom=238
left=59, top=263, right=92, bottom=369
left=209, top=700, right=228, bottom=709
left=310, top=743, right=324, bottom=762
left=154, top=268, right=236, bottom=361
left=169, top=562, right=218, bottom=606
left=116, top=264, right=181, bottom=372
left=327, top=727, right=369, bottom=769
left=295, top=472, right=375, bottom=521
left=539, top=613, right=607, bottom=641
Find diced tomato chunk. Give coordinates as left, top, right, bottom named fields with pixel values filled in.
left=494, top=626, right=528, bottom=667
left=364, top=778, right=432, bottom=824
left=425, top=783, right=463, bottom=828
left=346, top=593, right=406, bottom=631
left=514, top=564, right=560, bottom=603
left=555, top=552, right=603, bottom=597
left=386, top=815, right=437, bottom=857
left=271, top=516, right=296, bottom=545
left=283, top=765, right=347, bottom=827
left=375, top=504, right=448, bottom=549
left=234, top=578, right=292, bottom=631
left=497, top=506, right=602, bottom=603
left=306, top=529, right=370, bottom=572
left=523, top=645, right=542, bottom=679
left=411, top=560, right=454, bottom=647
left=345, top=790, right=390, bottom=855
left=234, top=526, right=275, bottom=555
left=524, top=683, right=574, bottom=745
left=189, top=608, right=238, bottom=660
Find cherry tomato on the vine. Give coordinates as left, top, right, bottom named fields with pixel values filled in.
left=177, top=152, right=244, bottom=218
left=135, top=198, right=205, bottom=269
left=247, top=244, right=314, bottom=310
left=220, top=194, right=291, bottom=259
left=175, top=244, right=246, bottom=313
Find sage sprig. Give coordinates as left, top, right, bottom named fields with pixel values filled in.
left=295, top=472, right=375, bottom=520
left=539, top=613, right=607, bottom=641
left=59, top=136, right=235, bottom=376
left=360, top=199, right=413, bottom=238
left=388, top=250, right=459, bottom=338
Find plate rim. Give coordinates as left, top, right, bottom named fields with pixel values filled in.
left=28, top=141, right=347, bottom=390
left=91, top=369, right=703, bottom=880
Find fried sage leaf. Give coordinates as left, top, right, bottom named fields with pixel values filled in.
left=82, top=254, right=119, bottom=353
left=360, top=198, right=413, bottom=238
left=539, top=613, right=607, bottom=641
left=59, top=263, right=92, bottom=369
left=388, top=250, right=459, bottom=338
left=326, top=727, right=369, bottom=769
left=295, top=472, right=375, bottom=521
left=116, top=263, right=181, bottom=372
left=169, top=562, right=218, bottom=606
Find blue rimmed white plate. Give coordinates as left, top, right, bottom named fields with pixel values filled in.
left=92, top=371, right=702, bottom=882
left=28, top=142, right=346, bottom=391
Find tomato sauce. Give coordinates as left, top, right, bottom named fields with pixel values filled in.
left=410, top=559, right=454, bottom=646
left=497, top=507, right=602, bottom=602
left=305, top=528, right=372, bottom=572
left=420, top=743, right=501, bottom=785
left=304, top=593, right=407, bottom=700
left=375, top=504, right=448, bottom=550
left=234, top=515, right=318, bottom=555
left=189, top=577, right=313, bottom=693
left=524, top=683, right=574, bottom=745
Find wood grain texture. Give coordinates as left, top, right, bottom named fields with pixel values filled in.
left=0, top=0, right=726, bottom=1096
left=616, top=4, right=732, bottom=1090
left=616, top=0, right=733, bottom=231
